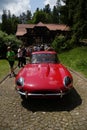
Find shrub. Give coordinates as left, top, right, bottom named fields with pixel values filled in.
left=0, top=31, right=22, bottom=58
left=52, top=34, right=79, bottom=53
left=68, top=35, right=78, bottom=48
left=52, top=35, right=66, bottom=53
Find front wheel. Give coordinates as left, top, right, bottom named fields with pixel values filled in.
left=20, top=95, right=27, bottom=100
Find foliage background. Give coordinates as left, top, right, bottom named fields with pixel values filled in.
left=0, top=0, right=87, bottom=40
left=0, top=31, right=22, bottom=58
left=0, top=0, right=87, bottom=79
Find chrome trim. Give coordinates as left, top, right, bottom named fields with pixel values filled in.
left=17, top=90, right=69, bottom=98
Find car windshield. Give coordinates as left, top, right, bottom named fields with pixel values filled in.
left=31, top=53, right=59, bottom=64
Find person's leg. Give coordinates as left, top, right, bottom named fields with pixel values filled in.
left=21, top=57, right=24, bottom=67
left=9, top=61, right=15, bottom=77
left=18, top=57, right=21, bottom=67
left=23, top=57, right=26, bottom=65
left=18, top=57, right=20, bottom=67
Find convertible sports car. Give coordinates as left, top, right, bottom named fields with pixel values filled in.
left=15, top=51, right=73, bottom=99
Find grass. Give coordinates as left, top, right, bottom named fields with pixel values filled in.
left=0, top=59, right=17, bottom=81
left=59, top=46, right=87, bottom=78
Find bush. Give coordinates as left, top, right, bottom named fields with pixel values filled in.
left=52, top=35, right=66, bottom=53
left=67, top=35, right=78, bottom=49
left=0, top=31, right=22, bottom=58
left=52, top=34, right=79, bottom=53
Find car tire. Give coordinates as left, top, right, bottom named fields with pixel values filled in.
left=20, top=95, right=27, bottom=100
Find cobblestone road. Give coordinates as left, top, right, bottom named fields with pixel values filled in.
left=0, top=68, right=87, bottom=130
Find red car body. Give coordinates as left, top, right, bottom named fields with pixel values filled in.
left=15, top=51, right=73, bottom=99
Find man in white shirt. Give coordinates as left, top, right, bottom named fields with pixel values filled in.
left=17, top=46, right=23, bottom=67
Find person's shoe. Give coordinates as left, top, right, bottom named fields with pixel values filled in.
left=13, top=72, right=16, bottom=77
left=9, top=73, right=13, bottom=78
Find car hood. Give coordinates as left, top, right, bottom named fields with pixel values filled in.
left=16, top=63, right=72, bottom=91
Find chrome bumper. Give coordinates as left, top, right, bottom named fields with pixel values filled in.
left=17, top=90, right=69, bottom=98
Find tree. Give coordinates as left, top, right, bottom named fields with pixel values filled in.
left=32, top=10, right=47, bottom=23
left=1, top=10, right=8, bottom=32
left=1, top=10, right=19, bottom=34
left=73, top=0, right=87, bottom=38
left=43, top=4, right=51, bottom=14
left=11, top=15, right=20, bottom=34
left=43, top=5, right=53, bottom=23
left=1, top=9, right=32, bottom=34
left=52, top=6, right=59, bottom=23
left=26, top=10, right=32, bottom=23
left=59, top=5, right=68, bottom=24
left=62, top=0, right=87, bottom=39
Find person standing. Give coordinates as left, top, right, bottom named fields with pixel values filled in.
left=21, top=46, right=26, bottom=66
left=6, top=46, right=16, bottom=77
left=17, top=46, right=23, bottom=67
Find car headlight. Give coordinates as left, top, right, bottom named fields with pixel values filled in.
left=16, top=77, right=24, bottom=87
left=63, top=76, right=72, bottom=87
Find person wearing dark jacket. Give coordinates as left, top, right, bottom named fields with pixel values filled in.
left=22, top=46, right=26, bottom=66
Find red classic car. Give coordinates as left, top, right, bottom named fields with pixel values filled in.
left=15, top=51, right=73, bottom=100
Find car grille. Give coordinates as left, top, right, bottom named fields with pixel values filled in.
left=31, top=90, right=59, bottom=94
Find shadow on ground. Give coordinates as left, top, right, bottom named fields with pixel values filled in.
left=21, top=88, right=82, bottom=112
